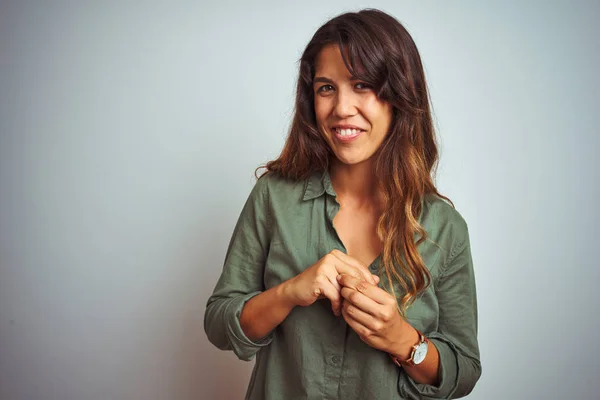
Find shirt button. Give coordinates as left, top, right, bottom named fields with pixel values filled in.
left=331, top=355, right=341, bottom=364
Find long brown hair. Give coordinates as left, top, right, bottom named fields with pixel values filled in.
left=257, top=9, right=452, bottom=312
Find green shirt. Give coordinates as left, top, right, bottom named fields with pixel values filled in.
left=204, top=170, right=481, bottom=399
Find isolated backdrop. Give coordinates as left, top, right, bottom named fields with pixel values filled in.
left=1, top=1, right=599, bottom=399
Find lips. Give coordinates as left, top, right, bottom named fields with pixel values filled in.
left=331, top=127, right=365, bottom=142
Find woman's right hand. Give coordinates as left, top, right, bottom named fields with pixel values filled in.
left=283, top=249, right=379, bottom=316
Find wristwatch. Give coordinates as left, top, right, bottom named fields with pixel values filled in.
left=391, top=330, right=429, bottom=367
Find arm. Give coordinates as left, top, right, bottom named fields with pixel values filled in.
left=239, top=282, right=296, bottom=341
left=389, top=321, right=441, bottom=386
left=400, top=230, right=482, bottom=399
left=240, top=249, right=380, bottom=341
left=203, top=177, right=273, bottom=361
left=338, top=225, right=481, bottom=399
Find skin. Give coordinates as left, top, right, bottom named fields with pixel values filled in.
left=313, top=44, right=393, bottom=169
left=240, top=44, right=440, bottom=386
left=240, top=249, right=379, bottom=341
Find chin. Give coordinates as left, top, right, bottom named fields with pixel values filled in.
left=337, top=158, right=365, bottom=166
left=333, top=151, right=373, bottom=166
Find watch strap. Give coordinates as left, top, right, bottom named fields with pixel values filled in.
left=390, top=330, right=428, bottom=367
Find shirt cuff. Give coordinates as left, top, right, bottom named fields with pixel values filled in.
left=225, top=291, right=274, bottom=361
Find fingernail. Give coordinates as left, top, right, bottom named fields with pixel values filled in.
left=336, top=275, right=342, bottom=282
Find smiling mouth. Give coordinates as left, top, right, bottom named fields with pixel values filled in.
left=332, top=127, right=365, bottom=136
left=331, top=127, right=365, bottom=142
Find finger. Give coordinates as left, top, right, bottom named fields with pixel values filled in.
left=319, top=281, right=342, bottom=316
left=340, top=285, right=381, bottom=316
left=330, top=249, right=368, bottom=270
left=342, top=299, right=381, bottom=332
left=372, top=274, right=380, bottom=285
left=329, top=251, right=376, bottom=284
left=325, top=270, right=342, bottom=293
left=341, top=302, right=371, bottom=339
left=324, top=271, right=343, bottom=315
left=338, top=274, right=390, bottom=305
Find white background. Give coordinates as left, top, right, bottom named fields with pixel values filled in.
left=1, top=1, right=599, bottom=399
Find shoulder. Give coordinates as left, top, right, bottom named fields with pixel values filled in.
left=421, top=193, right=468, bottom=231
left=420, top=192, right=470, bottom=253
left=252, top=171, right=307, bottom=205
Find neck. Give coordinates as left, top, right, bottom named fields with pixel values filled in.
left=329, top=158, right=383, bottom=209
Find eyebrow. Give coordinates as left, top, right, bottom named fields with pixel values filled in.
left=313, top=76, right=360, bottom=85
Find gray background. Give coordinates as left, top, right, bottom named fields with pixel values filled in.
left=1, top=1, right=599, bottom=399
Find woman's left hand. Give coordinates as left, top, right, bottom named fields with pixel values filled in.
left=337, top=274, right=415, bottom=356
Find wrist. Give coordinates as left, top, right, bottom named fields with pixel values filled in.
left=390, top=320, right=420, bottom=360
left=276, top=279, right=299, bottom=310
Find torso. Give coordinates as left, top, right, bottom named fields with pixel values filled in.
left=333, top=203, right=383, bottom=268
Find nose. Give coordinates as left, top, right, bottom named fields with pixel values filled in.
left=332, top=89, right=358, bottom=119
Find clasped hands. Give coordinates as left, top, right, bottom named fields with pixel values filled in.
left=285, top=249, right=411, bottom=355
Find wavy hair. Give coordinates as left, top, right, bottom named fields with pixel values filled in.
left=257, top=9, right=453, bottom=312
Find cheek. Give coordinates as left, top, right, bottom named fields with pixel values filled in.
left=371, top=105, right=392, bottom=132
left=314, top=103, right=328, bottom=124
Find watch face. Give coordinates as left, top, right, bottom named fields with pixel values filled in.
left=413, top=342, right=429, bottom=364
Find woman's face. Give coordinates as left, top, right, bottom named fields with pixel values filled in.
left=313, top=44, right=393, bottom=166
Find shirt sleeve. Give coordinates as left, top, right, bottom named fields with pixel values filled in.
left=399, top=226, right=482, bottom=399
left=203, top=176, right=274, bottom=361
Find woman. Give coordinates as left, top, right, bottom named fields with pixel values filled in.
left=204, top=8, right=481, bottom=399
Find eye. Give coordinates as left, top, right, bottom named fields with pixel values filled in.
left=355, top=82, right=372, bottom=90
left=316, top=84, right=334, bottom=93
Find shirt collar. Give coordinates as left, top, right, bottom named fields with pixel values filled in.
left=303, top=169, right=337, bottom=201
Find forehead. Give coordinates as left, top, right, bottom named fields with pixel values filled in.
left=314, top=44, right=364, bottom=78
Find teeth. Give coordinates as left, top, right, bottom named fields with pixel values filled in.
left=335, top=128, right=361, bottom=136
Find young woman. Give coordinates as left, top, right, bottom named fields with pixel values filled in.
left=205, top=9, right=481, bottom=399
